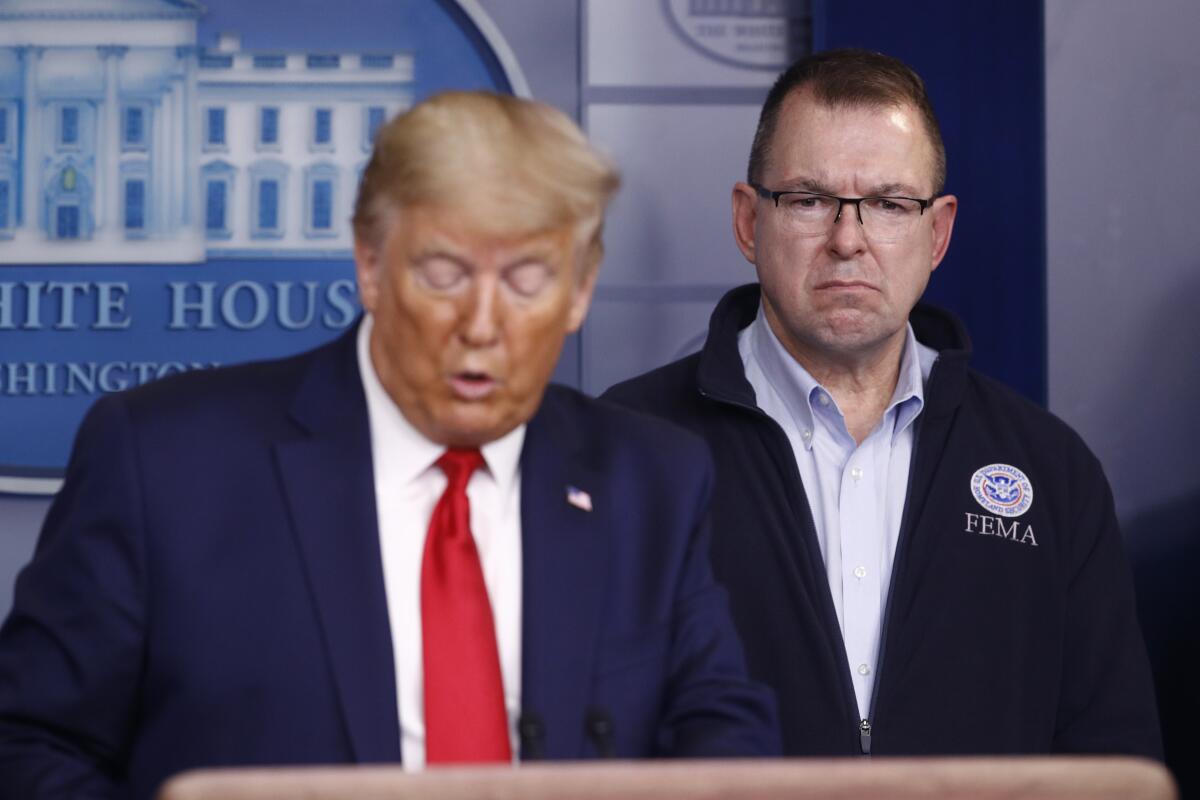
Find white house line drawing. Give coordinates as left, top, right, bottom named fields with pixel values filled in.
left=0, top=0, right=413, bottom=264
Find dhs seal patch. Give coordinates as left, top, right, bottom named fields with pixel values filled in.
left=970, top=464, right=1033, bottom=518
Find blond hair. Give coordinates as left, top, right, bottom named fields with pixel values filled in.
left=352, top=91, right=620, bottom=265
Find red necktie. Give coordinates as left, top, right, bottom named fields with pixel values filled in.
left=421, top=448, right=512, bottom=764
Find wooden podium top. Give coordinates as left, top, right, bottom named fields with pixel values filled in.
left=159, top=757, right=1176, bottom=800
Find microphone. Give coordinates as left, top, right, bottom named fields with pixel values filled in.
left=584, top=707, right=615, bottom=759
left=518, top=711, right=545, bottom=761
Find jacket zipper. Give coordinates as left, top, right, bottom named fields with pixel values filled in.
left=699, top=384, right=870, bottom=755
left=859, top=363, right=945, bottom=757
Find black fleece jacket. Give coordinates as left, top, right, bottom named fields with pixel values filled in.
left=603, top=284, right=1162, bottom=759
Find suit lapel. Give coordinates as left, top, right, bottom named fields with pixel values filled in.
left=519, top=388, right=609, bottom=759
left=274, top=326, right=401, bottom=763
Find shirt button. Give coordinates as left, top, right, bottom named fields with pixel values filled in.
left=850, top=467, right=863, bottom=481
left=853, top=565, right=867, bottom=579
left=802, top=429, right=812, bottom=441
left=858, top=664, right=871, bottom=676
left=817, top=393, right=830, bottom=407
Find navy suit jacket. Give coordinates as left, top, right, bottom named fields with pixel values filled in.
left=0, top=326, right=778, bottom=799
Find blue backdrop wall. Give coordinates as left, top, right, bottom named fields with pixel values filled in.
left=816, top=0, right=1046, bottom=404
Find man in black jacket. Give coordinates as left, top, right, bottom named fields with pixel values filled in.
left=604, top=49, right=1161, bottom=758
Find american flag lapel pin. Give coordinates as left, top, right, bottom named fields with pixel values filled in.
left=566, top=485, right=593, bottom=512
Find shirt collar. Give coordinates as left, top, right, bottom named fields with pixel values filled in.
left=357, top=315, right=525, bottom=491
left=889, top=324, right=931, bottom=441
left=747, top=304, right=932, bottom=449
left=748, top=305, right=820, bottom=448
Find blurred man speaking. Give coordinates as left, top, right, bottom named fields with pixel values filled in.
left=0, top=92, right=777, bottom=800
left=605, top=50, right=1161, bottom=758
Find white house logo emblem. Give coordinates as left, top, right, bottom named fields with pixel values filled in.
left=661, top=0, right=811, bottom=71
left=0, top=0, right=526, bottom=495
left=970, top=463, right=1034, bottom=518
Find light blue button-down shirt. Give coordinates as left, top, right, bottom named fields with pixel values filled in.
left=738, top=305, right=937, bottom=720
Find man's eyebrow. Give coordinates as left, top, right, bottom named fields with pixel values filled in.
left=867, top=182, right=925, bottom=197
left=776, top=177, right=832, bottom=194
left=502, top=253, right=552, bottom=271
left=498, top=235, right=573, bottom=268
left=775, top=177, right=927, bottom=198
left=412, top=246, right=468, bottom=265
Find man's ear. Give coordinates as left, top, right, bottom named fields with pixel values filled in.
left=354, top=237, right=381, bottom=314
left=731, top=182, right=760, bottom=265
left=929, top=193, right=958, bottom=272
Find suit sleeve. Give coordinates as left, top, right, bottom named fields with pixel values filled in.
left=1053, top=448, right=1162, bottom=758
left=656, top=451, right=782, bottom=757
left=0, top=396, right=148, bottom=799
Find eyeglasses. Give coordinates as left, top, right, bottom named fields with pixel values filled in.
left=751, top=183, right=936, bottom=243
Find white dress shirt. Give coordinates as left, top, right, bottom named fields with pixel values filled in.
left=738, top=305, right=935, bottom=720
left=357, top=316, right=524, bottom=770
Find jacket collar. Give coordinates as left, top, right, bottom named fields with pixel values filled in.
left=908, top=301, right=972, bottom=418
left=696, top=283, right=973, bottom=417
left=695, top=284, right=761, bottom=407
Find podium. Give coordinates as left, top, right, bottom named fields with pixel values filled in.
left=159, top=757, right=1176, bottom=800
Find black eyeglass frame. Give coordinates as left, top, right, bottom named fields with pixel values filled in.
left=750, top=183, right=937, bottom=225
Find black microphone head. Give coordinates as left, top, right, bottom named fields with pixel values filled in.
left=518, top=710, right=546, bottom=760
left=584, top=707, right=616, bottom=758
left=519, top=711, right=545, bottom=739
left=584, top=707, right=613, bottom=735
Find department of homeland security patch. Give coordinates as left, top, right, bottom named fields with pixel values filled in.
left=970, top=463, right=1034, bottom=518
